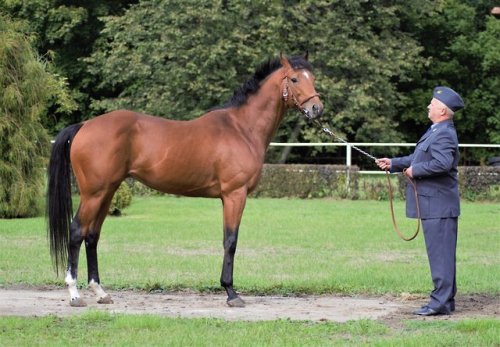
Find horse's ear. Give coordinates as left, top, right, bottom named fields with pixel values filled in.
left=280, top=52, right=291, bottom=69
left=303, top=51, right=309, bottom=61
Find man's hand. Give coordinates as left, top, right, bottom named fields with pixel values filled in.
left=375, top=158, right=391, bottom=171
left=403, top=166, right=413, bottom=178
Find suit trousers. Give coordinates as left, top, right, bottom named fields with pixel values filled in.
left=422, top=217, right=458, bottom=313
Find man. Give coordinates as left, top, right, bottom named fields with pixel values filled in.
left=376, top=86, right=464, bottom=316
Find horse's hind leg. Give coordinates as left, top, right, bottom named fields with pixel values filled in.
left=65, top=211, right=86, bottom=307
left=81, top=191, right=117, bottom=304
left=86, top=228, right=113, bottom=304
left=65, top=190, right=116, bottom=306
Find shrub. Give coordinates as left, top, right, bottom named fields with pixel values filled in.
left=109, top=182, right=132, bottom=216
left=250, top=164, right=359, bottom=199
left=459, top=166, right=500, bottom=201
left=119, top=165, right=499, bottom=202
left=251, top=165, right=499, bottom=202
left=0, top=18, right=74, bottom=217
left=125, top=178, right=164, bottom=196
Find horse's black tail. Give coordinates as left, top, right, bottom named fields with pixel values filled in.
left=47, top=123, right=83, bottom=274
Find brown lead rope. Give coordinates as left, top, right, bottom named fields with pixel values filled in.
left=386, top=170, right=420, bottom=241
left=312, top=120, right=421, bottom=241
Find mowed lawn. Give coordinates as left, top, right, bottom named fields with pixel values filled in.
left=0, top=196, right=498, bottom=295
left=0, top=196, right=499, bottom=346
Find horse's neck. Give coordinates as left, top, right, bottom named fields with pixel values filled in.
left=235, top=77, right=286, bottom=152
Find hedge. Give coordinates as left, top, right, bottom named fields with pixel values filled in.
left=458, top=166, right=500, bottom=201
left=120, top=165, right=498, bottom=202
left=252, top=165, right=499, bottom=202
left=250, top=164, right=359, bottom=199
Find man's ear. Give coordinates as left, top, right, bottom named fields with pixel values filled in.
left=441, top=106, right=449, bottom=117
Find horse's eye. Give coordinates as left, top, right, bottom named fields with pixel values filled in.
left=291, top=77, right=298, bottom=83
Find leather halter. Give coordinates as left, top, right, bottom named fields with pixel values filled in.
left=281, top=73, right=320, bottom=119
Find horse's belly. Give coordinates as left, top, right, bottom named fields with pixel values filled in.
left=130, top=166, right=222, bottom=198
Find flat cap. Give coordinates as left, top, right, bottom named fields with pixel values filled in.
left=433, top=86, right=464, bottom=112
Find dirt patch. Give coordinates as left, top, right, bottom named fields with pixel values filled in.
left=0, top=287, right=497, bottom=323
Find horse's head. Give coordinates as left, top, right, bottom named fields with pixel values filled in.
left=280, top=53, right=323, bottom=119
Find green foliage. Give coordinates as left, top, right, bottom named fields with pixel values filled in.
left=253, top=164, right=499, bottom=202
left=459, top=166, right=500, bottom=201
left=86, top=0, right=284, bottom=118
left=126, top=178, right=163, bottom=197
left=251, top=164, right=359, bottom=199
left=398, top=0, right=500, bottom=150
left=85, top=0, right=424, bottom=150
left=295, top=1, right=424, bottom=144
left=469, top=16, right=500, bottom=145
left=119, top=165, right=499, bottom=202
left=358, top=174, right=404, bottom=201
left=0, top=0, right=138, bottom=133
left=0, top=15, right=74, bottom=218
left=108, top=182, right=132, bottom=216
left=2, top=1, right=497, bottom=164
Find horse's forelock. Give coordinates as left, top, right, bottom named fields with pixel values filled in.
left=287, top=55, right=313, bottom=72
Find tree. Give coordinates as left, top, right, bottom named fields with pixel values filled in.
left=87, top=0, right=285, bottom=118
left=468, top=15, right=500, bottom=145
left=87, top=0, right=425, bottom=164
left=396, top=0, right=499, bottom=163
left=0, top=0, right=138, bottom=134
left=271, top=0, right=427, bottom=164
left=3, top=0, right=495, bottom=165
left=0, top=15, right=74, bottom=217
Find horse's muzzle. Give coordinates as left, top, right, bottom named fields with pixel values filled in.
left=303, top=101, right=323, bottom=119
left=312, top=103, right=323, bottom=117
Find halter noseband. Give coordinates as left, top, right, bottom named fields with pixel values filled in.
left=281, top=74, right=320, bottom=119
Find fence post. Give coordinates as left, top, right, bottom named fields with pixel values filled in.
left=346, top=144, right=352, bottom=194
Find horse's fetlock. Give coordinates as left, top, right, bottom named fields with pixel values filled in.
left=65, top=272, right=76, bottom=286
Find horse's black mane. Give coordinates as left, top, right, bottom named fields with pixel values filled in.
left=217, top=55, right=313, bottom=109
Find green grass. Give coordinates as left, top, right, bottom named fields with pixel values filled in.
left=0, top=196, right=498, bottom=295
left=0, top=312, right=498, bottom=347
left=0, top=196, right=498, bottom=346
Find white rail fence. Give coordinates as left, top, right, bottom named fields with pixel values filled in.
left=269, top=142, right=500, bottom=174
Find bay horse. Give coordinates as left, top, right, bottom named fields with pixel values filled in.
left=47, top=53, right=323, bottom=307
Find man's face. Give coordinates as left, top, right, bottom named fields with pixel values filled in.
left=427, top=98, right=447, bottom=123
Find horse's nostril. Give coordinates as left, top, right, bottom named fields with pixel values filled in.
left=313, top=104, right=323, bottom=116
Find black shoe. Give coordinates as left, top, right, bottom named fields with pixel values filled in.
left=413, top=306, right=448, bottom=316
left=420, top=302, right=455, bottom=312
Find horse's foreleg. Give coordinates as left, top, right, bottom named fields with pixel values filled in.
left=221, top=188, right=247, bottom=307
left=65, top=214, right=86, bottom=307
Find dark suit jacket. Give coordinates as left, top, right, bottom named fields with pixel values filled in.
left=391, top=120, right=460, bottom=219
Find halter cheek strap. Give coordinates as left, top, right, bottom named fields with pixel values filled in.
left=281, top=76, right=320, bottom=113
left=282, top=78, right=289, bottom=102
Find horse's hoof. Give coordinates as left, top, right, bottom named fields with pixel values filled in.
left=227, top=297, right=246, bottom=307
left=69, top=297, right=87, bottom=307
left=97, top=294, right=114, bottom=304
